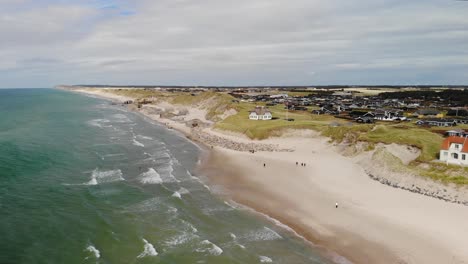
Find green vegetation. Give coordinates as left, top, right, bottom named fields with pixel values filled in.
left=216, top=102, right=339, bottom=139
left=104, top=88, right=467, bottom=185
left=418, top=163, right=468, bottom=185
left=360, top=125, right=443, bottom=162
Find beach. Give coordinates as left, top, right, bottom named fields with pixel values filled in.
left=69, top=88, right=468, bottom=263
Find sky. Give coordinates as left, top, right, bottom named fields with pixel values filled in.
left=1, top=0, right=468, bottom=88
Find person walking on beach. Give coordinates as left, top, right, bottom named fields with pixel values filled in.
left=263, top=163, right=266, bottom=168
left=296, top=161, right=298, bottom=166
left=335, top=202, right=338, bottom=209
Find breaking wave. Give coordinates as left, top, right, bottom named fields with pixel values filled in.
left=139, top=168, right=163, bottom=184
left=259, top=256, right=273, bottom=263
left=87, top=119, right=112, bottom=128
left=132, top=139, right=145, bottom=147
left=196, top=240, right=223, bottom=256
left=137, top=239, right=158, bottom=258
left=85, top=245, right=100, bottom=259
left=85, top=169, right=124, bottom=185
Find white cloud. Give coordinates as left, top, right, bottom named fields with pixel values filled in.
left=1, top=0, right=468, bottom=87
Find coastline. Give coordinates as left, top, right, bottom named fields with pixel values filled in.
left=65, top=88, right=468, bottom=264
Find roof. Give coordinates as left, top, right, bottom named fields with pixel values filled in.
left=441, top=136, right=468, bottom=152
left=250, top=106, right=271, bottom=115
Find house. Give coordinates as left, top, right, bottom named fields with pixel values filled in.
left=373, top=109, right=406, bottom=121
left=416, top=118, right=457, bottom=127
left=439, top=136, right=468, bottom=165
left=312, top=107, right=338, bottom=115
left=445, top=130, right=467, bottom=137
left=249, top=106, right=272, bottom=120
left=355, top=116, right=374, bottom=123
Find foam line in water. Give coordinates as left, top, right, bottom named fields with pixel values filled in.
left=132, top=139, right=145, bottom=147
left=139, top=168, right=162, bottom=184
left=259, top=256, right=273, bottom=263
left=243, top=227, right=282, bottom=241
left=85, top=169, right=124, bottom=185
left=87, top=119, right=112, bottom=128
left=137, top=239, right=158, bottom=258
left=196, top=240, right=223, bottom=256
left=85, top=245, right=100, bottom=259
left=137, top=135, right=153, bottom=140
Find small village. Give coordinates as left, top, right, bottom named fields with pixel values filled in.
left=241, top=88, right=468, bottom=166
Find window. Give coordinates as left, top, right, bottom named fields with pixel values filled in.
left=452, top=153, right=459, bottom=159
left=463, top=154, right=466, bottom=161
left=444, top=151, right=448, bottom=156
left=455, top=144, right=459, bottom=149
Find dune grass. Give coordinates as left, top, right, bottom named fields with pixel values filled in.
left=359, top=125, right=443, bottom=162
left=216, top=102, right=341, bottom=139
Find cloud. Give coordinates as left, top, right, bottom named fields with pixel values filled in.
left=1, top=0, right=468, bottom=87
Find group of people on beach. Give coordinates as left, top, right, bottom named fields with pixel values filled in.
left=262, top=161, right=339, bottom=209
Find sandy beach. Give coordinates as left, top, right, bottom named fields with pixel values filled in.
left=69, top=88, right=468, bottom=263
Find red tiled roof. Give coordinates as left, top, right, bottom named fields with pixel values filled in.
left=441, top=136, right=468, bottom=152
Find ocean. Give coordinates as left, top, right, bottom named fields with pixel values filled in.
left=0, top=89, right=331, bottom=264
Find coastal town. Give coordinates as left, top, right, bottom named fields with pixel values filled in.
left=56, top=85, right=468, bottom=263
left=61, top=85, right=468, bottom=166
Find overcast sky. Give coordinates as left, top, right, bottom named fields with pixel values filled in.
left=1, top=0, right=468, bottom=88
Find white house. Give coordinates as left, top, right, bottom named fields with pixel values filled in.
left=439, top=136, right=468, bottom=166
left=249, top=106, right=272, bottom=120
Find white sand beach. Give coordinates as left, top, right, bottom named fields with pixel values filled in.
left=69, top=88, right=468, bottom=263
left=202, top=135, right=468, bottom=263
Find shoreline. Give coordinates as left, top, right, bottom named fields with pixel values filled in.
left=65, top=88, right=468, bottom=264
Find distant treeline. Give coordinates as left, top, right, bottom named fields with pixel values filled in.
left=379, top=89, right=468, bottom=106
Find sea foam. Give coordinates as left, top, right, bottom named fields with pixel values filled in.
left=139, top=168, right=163, bottom=184
left=85, top=245, right=100, bottom=259
left=137, top=239, right=158, bottom=258
left=196, top=240, right=223, bottom=256
left=132, top=139, right=145, bottom=147
left=259, top=256, right=273, bottom=263
left=86, top=169, right=124, bottom=185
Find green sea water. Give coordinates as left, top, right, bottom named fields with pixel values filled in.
left=0, top=89, right=335, bottom=264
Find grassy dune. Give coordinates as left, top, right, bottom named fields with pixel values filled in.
left=101, top=89, right=468, bottom=185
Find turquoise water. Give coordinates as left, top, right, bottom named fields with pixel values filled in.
left=0, top=89, right=331, bottom=264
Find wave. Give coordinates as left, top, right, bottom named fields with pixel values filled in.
left=85, top=245, right=100, bottom=259
left=132, top=139, right=145, bottom=147
left=196, top=240, right=223, bottom=256
left=229, top=233, right=237, bottom=240
left=139, top=168, right=163, bottom=184
left=243, top=227, right=282, bottom=241
left=137, top=135, right=153, bottom=140
left=125, top=197, right=161, bottom=213
left=259, top=256, right=273, bottom=263
left=87, top=119, right=112, bottom=128
left=111, top=114, right=131, bottom=123
left=137, top=239, right=158, bottom=258
left=85, top=169, right=124, bottom=185
left=165, top=232, right=199, bottom=247
left=172, top=187, right=190, bottom=199
left=172, top=192, right=181, bottom=199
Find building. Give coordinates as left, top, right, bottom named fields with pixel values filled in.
left=439, top=136, right=468, bottom=165
left=445, top=130, right=467, bottom=137
left=416, top=118, right=457, bottom=127
left=249, top=106, right=272, bottom=120
left=373, top=109, right=406, bottom=121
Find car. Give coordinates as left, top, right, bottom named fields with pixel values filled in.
left=285, top=118, right=295, bottom=121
